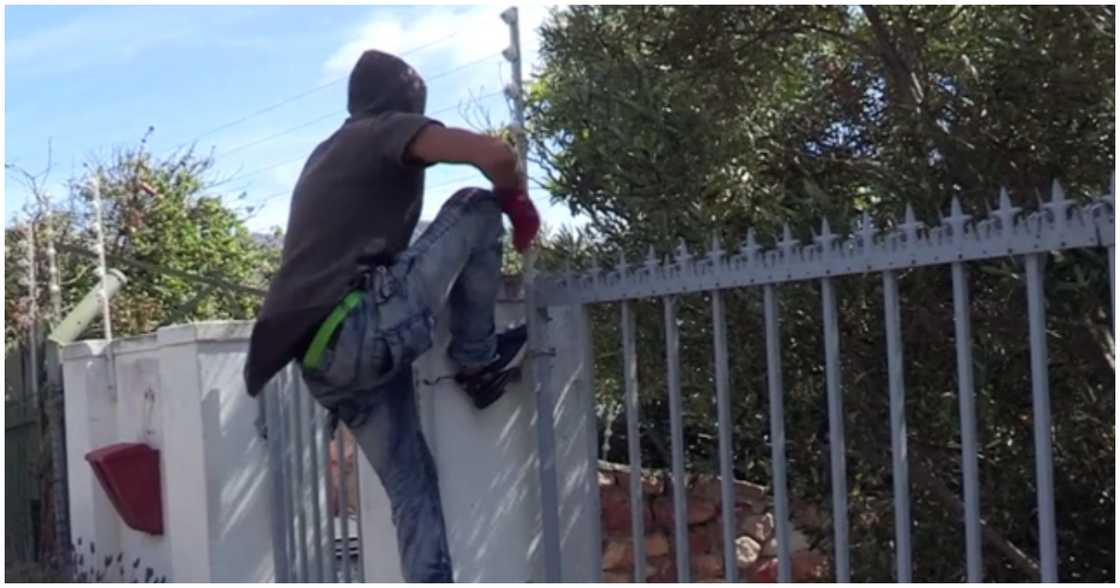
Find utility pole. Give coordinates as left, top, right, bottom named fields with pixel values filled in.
left=22, top=216, right=40, bottom=403
left=502, top=6, right=562, bottom=582
left=91, top=175, right=113, bottom=341
left=42, top=192, right=63, bottom=324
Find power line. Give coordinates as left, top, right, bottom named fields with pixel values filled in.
left=232, top=88, right=506, bottom=181
left=218, top=111, right=339, bottom=158
left=218, top=88, right=504, bottom=159
left=174, top=29, right=471, bottom=150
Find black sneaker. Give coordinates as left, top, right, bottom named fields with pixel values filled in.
left=455, top=324, right=528, bottom=410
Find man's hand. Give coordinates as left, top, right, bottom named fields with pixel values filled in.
left=495, top=187, right=540, bottom=252
left=408, top=125, right=538, bottom=251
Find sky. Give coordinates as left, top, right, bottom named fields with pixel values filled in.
left=4, top=3, right=583, bottom=234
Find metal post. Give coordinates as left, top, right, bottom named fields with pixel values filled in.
left=621, top=300, right=646, bottom=581
left=309, top=395, right=326, bottom=581
left=292, top=377, right=309, bottom=581
left=820, top=277, right=850, bottom=581
left=1024, top=254, right=1058, bottom=582
left=763, top=285, right=793, bottom=582
left=578, top=304, right=603, bottom=579
left=279, top=375, right=296, bottom=582
left=1108, top=246, right=1114, bottom=325
left=882, top=270, right=912, bottom=582
left=503, top=7, right=562, bottom=580
left=42, top=195, right=63, bottom=323
left=266, top=393, right=290, bottom=582
left=663, top=296, right=690, bottom=581
left=24, top=219, right=40, bottom=403
left=91, top=176, right=112, bottom=341
left=323, top=412, right=338, bottom=582
left=338, top=430, right=353, bottom=583
left=711, top=290, right=738, bottom=582
left=353, top=432, right=366, bottom=583
left=951, top=262, right=983, bottom=581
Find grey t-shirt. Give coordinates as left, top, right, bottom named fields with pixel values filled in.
left=244, top=110, right=442, bottom=397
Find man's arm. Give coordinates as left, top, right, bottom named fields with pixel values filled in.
left=407, top=124, right=539, bottom=252
left=406, top=125, right=525, bottom=191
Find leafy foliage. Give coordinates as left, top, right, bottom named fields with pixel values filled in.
left=5, top=132, right=278, bottom=341
left=528, top=5, right=1114, bottom=582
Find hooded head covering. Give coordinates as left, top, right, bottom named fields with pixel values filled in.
left=347, top=50, right=427, bottom=119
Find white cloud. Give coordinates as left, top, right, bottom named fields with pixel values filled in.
left=322, top=5, right=552, bottom=84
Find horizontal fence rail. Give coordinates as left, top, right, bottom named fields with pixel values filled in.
left=534, top=184, right=1113, bottom=306
left=531, top=180, right=1114, bottom=582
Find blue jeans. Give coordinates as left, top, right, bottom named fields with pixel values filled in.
left=300, top=188, right=505, bottom=582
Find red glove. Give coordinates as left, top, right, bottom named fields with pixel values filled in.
left=495, top=187, right=540, bottom=252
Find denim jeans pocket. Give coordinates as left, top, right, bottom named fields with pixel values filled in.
left=381, top=310, right=435, bottom=377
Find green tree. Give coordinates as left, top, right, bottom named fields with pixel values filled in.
left=528, top=5, right=1113, bottom=582
left=5, top=132, right=278, bottom=342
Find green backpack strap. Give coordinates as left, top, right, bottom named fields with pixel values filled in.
left=302, top=290, right=364, bottom=370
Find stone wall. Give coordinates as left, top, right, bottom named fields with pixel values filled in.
left=597, top=461, right=829, bottom=582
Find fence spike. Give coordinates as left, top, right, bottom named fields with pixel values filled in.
left=778, top=224, right=799, bottom=259
left=645, top=245, right=659, bottom=274
left=815, top=217, right=838, bottom=260
left=740, top=228, right=761, bottom=261
left=709, top=231, right=724, bottom=264
left=859, top=211, right=876, bottom=253
left=589, top=255, right=603, bottom=281
left=1050, top=179, right=1066, bottom=203
left=950, top=196, right=965, bottom=219
left=1042, top=179, right=1072, bottom=230
left=675, top=239, right=691, bottom=265
left=944, top=196, right=972, bottom=242
left=994, top=187, right=1022, bottom=236
left=899, top=203, right=924, bottom=244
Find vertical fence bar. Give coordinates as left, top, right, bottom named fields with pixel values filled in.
left=338, top=431, right=353, bottom=583
left=820, top=277, right=850, bottom=581
left=882, top=270, right=913, bottom=582
left=1108, top=246, right=1114, bottom=324
left=531, top=303, right=564, bottom=582
left=763, top=285, right=793, bottom=582
left=1024, top=254, right=1058, bottom=582
left=354, top=434, right=366, bottom=583
left=952, top=262, right=983, bottom=582
left=279, top=375, right=297, bottom=583
left=579, top=304, right=603, bottom=579
left=711, top=290, right=738, bottom=582
left=663, top=296, right=690, bottom=581
left=308, top=395, right=326, bottom=582
left=621, top=300, right=646, bottom=581
left=266, top=393, right=290, bottom=582
left=323, top=415, right=338, bottom=582
left=292, top=377, right=309, bottom=581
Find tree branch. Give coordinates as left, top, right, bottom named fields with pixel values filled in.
left=909, top=445, right=1042, bottom=580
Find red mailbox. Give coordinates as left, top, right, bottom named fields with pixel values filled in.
left=85, top=443, right=164, bottom=535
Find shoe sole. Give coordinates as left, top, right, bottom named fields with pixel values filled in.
left=471, top=368, right=517, bottom=410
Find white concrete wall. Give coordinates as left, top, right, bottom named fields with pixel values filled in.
left=63, top=322, right=272, bottom=582
left=358, top=295, right=599, bottom=582
left=64, top=294, right=597, bottom=582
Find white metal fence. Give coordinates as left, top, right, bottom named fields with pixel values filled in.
left=262, top=180, right=1113, bottom=582
left=261, top=364, right=364, bottom=582
left=527, top=180, right=1114, bottom=582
